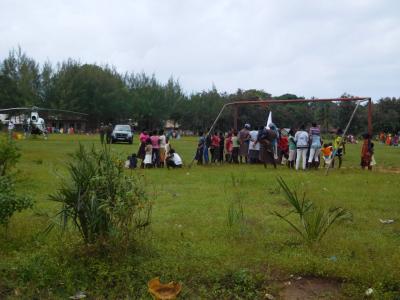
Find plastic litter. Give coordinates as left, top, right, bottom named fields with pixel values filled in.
left=379, top=219, right=394, bottom=224
left=365, top=288, right=373, bottom=296
left=69, top=291, right=86, bottom=299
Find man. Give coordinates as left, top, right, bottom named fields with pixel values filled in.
left=99, top=123, right=105, bottom=144
left=258, top=127, right=277, bottom=169
left=239, top=124, right=251, bottom=163
left=248, top=126, right=260, bottom=164
left=166, top=148, right=183, bottom=169
left=105, top=123, right=113, bottom=144
left=294, top=125, right=309, bottom=170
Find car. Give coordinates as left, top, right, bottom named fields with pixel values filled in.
left=111, top=124, right=133, bottom=144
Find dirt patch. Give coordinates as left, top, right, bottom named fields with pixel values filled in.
left=278, top=277, right=341, bottom=300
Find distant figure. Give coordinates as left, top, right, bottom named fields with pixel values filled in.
left=105, top=123, right=113, bottom=144
left=195, top=132, right=205, bottom=165
left=144, top=138, right=153, bottom=168
left=210, top=132, right=220, bottom=163
left=150, top=130, right=160, bottom=167
left=166, top=148, right=183, bottom=169
left=392, top=133, right=399, bottom=147
left=8, top=120, right=15, bottom=137
left=258, top=127, right=277, bottom=169
left=308, top=122, right=321, bottom=169
left=239, top=124, right=251, bottom=163
left=129, top=153, right=138, bottom=169
left=287, top=129, right=296, bottom=169
left=248, top=126, right=260, bottom=164
left=159, top=130, right=167, bottom=168
left=321, top=143, right=333, bottom=168
left=333, top=128, right=344, bottom=168
left=138, top=129, right=149, bottom=168
left=218, top=132, right=225, bottom=163
left=361, top=133, right=373, bottom=171
left=294, top=125, right=309, bottom=170
left=225, top=132, right=233, bottom=162
left=231, top=129, right=240, bottom=164
left=99, top=123, right=105, bottom=144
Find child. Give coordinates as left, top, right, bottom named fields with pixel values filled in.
left=129, top=153, right=138, bottom=169
left=231, top=129, right=240, bottom=163
left=166, top=148, right=183, bottom=169
left=333, top=129, right=345, bottom=168
left=144, top=138, right=153, bottom=168
left=321, top=143, right=333, bottom=168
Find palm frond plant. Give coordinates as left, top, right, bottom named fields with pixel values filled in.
left=273, top=176, right=352, bottom=245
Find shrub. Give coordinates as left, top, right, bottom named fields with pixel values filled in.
left=0, top=136, right=21, bottom=176
left=0, top=175, right=34, bottom=230
left=273, top=176, right=352, bottom=245
left=50, top=144, right=152, bottom=244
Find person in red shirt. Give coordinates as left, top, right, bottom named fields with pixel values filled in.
left=225, top=132, right=233, bottom=163
left=210, top=132, right=221, bottom=163
left=278, top=132, right=289, bottom=165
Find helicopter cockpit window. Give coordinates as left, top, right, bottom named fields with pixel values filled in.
left=31, top=116, right=37, bottom=121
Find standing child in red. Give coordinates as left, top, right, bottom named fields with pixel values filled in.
left=210, top=132, right=221, bottom=163
left=225, top=132, right=233, bottom=163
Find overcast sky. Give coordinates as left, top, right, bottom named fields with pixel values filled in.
left=1, top=0, right=399, bottom=100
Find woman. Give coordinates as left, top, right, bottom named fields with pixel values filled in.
left=287, top=129, right=296, bottom=169
left=137, top=129, right=149, bottom=168
left=248, top=126, right=260, bottom=164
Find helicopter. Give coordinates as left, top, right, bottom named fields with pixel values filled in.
left=0, top=106, right=87, bottom=138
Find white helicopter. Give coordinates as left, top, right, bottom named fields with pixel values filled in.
left=0, top=106, right=87, bottom=138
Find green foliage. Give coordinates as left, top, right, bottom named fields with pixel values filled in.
left=273, top=176, right=352, bottom=244
left=0, top=136, right=21, bottom=176
left=50, top=144, right=152, bottom=244
left=0, top=175, right=34, bottom=227
left=2, top=47, right=400, bottom=133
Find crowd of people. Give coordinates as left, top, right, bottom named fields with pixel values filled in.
left=193, top=123, right=375, bottom=171
left=379, top=132, right=400, bottom=147
left=133, top=129, right=183, bottom=169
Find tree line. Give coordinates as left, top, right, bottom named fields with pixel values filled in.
left=0, top=48, right=399, bottom=134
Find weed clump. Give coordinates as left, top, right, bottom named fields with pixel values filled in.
left=273, top=176, right=352, bottom=245
left=50, top=144, right=152, bottom=244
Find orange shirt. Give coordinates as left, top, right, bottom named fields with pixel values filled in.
left=321, top=146, right=332, bottom=157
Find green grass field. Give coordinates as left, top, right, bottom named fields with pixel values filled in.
left=1, top=134, right=400, bottom=299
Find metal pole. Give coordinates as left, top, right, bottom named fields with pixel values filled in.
left=325, top=99, right=364, bottom=175
left=233, top=105, right=238, bottom=130
left=368, top=99, right=373, bottom=135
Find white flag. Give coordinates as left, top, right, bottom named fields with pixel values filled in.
left=266, top=111, right=273, bottom=129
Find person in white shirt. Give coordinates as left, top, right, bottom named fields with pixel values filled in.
left=159, top=129, right=167, bottom=167
left=294, top=125, right=309, bottom=170
left=8, top=120, right=15, bottom=137
left=248, top=127, right=260, bottom=164
left=166, top=148, right=183, bottom=169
